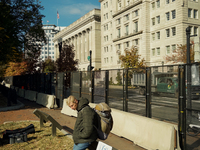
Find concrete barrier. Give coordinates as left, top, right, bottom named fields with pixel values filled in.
left=36, top=93, right=55, bottom=109
left=17, top=88, right=25, bottom=98
left=24, top=90, right=37, bottom=101
left=61, top=101, right=180, bottom=150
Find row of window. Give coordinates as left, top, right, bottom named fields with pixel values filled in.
left=188, top=9, right=198, bottom=19
left=42, top=52, right=54, bottom=54
left=42, top=47, right=54, bottom=50
left=152, top=0, right=175, bottom=10
left=152, top=45, right=176, bottom=56
left=116, top=9, right=139, bottom=25
left=104, top=57, right=113, bottom=63
left=116, top=39, right=139, bottom=50
left=151, top=27, right=176, bottom=40
left=117, top=21, right=138, bottom=38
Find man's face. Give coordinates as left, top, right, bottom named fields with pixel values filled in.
left=69, top=99, right=78, bottom=110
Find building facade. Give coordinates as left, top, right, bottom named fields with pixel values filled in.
left=41, top=25, right=65, bottom=61
left=53, top=9, right=101, bottom=71
left=99, top=0, right=200, bottom=70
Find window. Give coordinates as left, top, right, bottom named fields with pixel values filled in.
left=104, top=47, right=106, bottom=52
left=104, top=58, right=106, bottom=63
left=45, top=51, right=47, bottom=54
left=125, top=25, right=129, bottom=35
left=166, top=29, right=170, bottom=37
left=157, top=0, right=160, bottom=8
left=188, top=9, right=192, bottom=18
left=152, top=18, right=155, bottom=26
left=194, top=9, right=198, bottom=19
left=152, top=48, right=155, bottom=56
left=135, top=10, right=139, bottom=17
left=125, top=14, right=129, bottom=21
left=152, top=33, right=155, bottom=41
left=111, top=57, right=113, bottom=62
left=125, top=41, right=129, bottom=47
left=134, top=21, right=138, bottom=32
left=126, top=0, right=130, bottom=5
left=49, top=52, right=51, bottom=54
left=157, top=32, right=160, bottom=39
left=107, top=57, right=109, bottom=63
left=52, top=52, right=54, bottom=54
left=135, top=39, right=139, bottom=45
left=117, top=44, right=121, bottom=50
left=157, top=47, right=160, bottom=55
left=117, top=28, right=121, bottom=38
left=107, top=46, right=109, bottom=52
left=45, top=47, right=47, bottom=50
left=166, top=45, right=170, bottom=54
left=172, top=44, right=176, bottom=53
left=166, top=12, right=170, bottom=20
left=172, top=0, right=175, bottom=2
left=194, top=27, right=198, bottom=35
left=172, top=27, right=176, bottom=36
left=172, top=10, right=176, bottom=19
left=166, top=0, right=170, bottom=4
left=152, top=2, right=155, bottom=10
left=156, top=16, right=160, bottom=24
left=117, top=18, right=121, bottom=24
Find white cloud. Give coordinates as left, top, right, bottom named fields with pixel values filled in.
left=60, top=3, right=100, bottom=16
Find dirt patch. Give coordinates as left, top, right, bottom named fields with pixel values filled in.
left=0, top=121, right=74, bottom=150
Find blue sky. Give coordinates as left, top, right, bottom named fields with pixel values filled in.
left=40, top=0, right=100, bottom=27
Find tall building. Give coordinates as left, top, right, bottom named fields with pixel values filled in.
left=99, top=0, right=200, bottom=69
left=41, top=24, right=65, bottom=61
left=53, top=9, right=101, bottom=71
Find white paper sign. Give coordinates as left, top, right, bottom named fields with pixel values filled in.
left=96, top=141, right=112, bottom=150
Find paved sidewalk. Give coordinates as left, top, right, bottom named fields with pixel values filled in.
left=0, top=98, right=146, bottom=150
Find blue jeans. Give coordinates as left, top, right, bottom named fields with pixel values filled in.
left=73, top=142, right=91, bottom=150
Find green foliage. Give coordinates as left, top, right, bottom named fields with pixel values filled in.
left=116, top=71, right=122, bottom=85
left=43, top=57, right=55, bottom=73
left=165, top=41, right=194, bottom=63
left=109, top=77, right=114, bottom=85
left=119, top=46, right=145, bottom=69
left=55, top=45, right=78, bottom=72
left=0, top=0, right=46, bottom=74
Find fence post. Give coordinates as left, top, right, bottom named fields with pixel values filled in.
left=91, top=71, right=94, bottom=103
left=79, top=71, right=82, bottom=98
left=124, top=69, right=128, bottom=112
left=145, top=67, right=151, bottom=118
left=105, top=70, right=109, bottom=104
left=178, top=65, right=186, bottom=150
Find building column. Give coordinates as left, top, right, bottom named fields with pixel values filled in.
left=78, top=33, right=82, bottom=61
left=75, top=35, right=78, bottom=60
left=86, top=29, right=90, bottom=61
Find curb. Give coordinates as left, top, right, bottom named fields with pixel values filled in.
left=0, top=100, right=25, bottom=112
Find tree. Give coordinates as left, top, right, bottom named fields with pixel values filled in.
left=4, top=61, right=28, bottom=77
left=119, top=46, right=145, bottom=69
left=165, top=42, right=194, bottom=63
left=55, top=44, right=78, bottom=72
left=0, top=0, right=46, bottom=73
left=43, top=57, right=55, bottom=73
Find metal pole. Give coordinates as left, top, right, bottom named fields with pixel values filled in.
left=186, top=27, right=192, bottom=123
left=178, top=65, right=186, bottom=150
left=90, top=50, right=92, bottom=71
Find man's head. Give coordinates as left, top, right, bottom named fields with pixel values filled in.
left=66, top=95, right=78, bottom=110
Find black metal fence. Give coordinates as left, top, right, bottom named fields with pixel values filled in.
left=4, top=63, right=200, bottom=150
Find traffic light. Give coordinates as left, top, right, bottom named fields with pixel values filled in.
left=87, top=65, right=94, bottom=71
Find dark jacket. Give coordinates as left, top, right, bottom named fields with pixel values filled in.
left=73, top=97, right=98, bottom=144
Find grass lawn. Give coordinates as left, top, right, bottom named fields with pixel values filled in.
left=0, top=121, right=74, bottom=150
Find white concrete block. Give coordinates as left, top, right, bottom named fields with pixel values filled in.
left=24, top=90, right=37, bottom=101
left=18, top=88, right=25, bottom=98
left=36, top=93, right=55, bottom=109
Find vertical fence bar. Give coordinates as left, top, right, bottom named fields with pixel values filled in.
left=105, top=70, right=109, bottom=104
left=178, top=65, right=186, bottom=150
left=146, top=67, right=151, bottom=118
left=91, top=71, right=94, bottom=103
left=124, top=69, right=128, bottom=112
left=79, top=71, right=82, bottom=98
